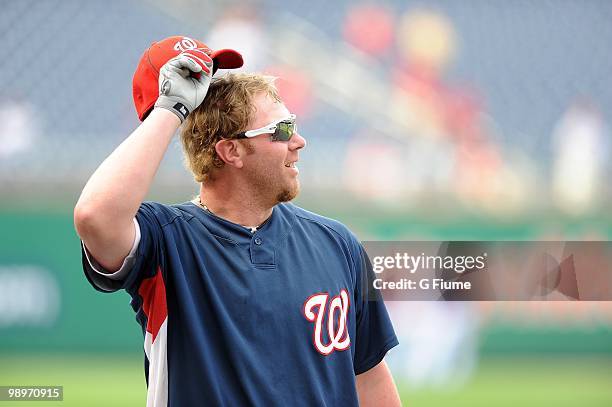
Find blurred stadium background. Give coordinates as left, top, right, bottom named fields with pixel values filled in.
left=1, top=0, right=611, bottom=405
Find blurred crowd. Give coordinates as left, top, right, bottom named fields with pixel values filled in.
left=202, top=1, right=610, bottom=217
left=0, top=0, right=610, bottom=219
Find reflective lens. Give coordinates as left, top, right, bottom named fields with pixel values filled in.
left=272, top=119, right=297, bottom=141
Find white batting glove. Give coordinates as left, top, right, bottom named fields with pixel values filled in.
left=154, top=48, right=213, bottom=122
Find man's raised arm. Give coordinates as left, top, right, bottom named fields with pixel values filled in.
left=74, top=49, right=213, bottom=272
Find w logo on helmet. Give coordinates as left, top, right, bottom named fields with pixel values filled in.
left=303, top=289, right=351, bottom=355
left=173, top=37, right=199, bottom=52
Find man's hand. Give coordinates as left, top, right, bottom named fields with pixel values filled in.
left=154, top=48, right=213, bottom=123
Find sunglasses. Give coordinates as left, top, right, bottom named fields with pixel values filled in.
left=233, top=114, right=297, bottom=142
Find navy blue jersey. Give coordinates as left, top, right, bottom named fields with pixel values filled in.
left=82, top=201, right=398, bottom=406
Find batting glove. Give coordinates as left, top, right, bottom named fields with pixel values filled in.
left=154, top=49, right=213, bottom=123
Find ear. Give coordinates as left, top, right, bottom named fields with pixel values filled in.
left=215, top=139, right=244, bottom=169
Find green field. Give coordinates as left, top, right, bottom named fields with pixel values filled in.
left=1, top=354, right=610, bottom=406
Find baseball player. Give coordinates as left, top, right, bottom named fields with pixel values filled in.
left=74, top=35, right=400, bottom=406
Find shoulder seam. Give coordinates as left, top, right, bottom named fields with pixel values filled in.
left=146, top=203, right=195, bottom=228
left=294, top=212, right=352, bottom=249
left=158, top=211, right=184, bottom=228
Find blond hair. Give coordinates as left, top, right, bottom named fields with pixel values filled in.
left=180, top=73, right=281, bottom=183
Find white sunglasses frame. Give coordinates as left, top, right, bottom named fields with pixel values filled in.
left=237, top=114, right=297, bottom=139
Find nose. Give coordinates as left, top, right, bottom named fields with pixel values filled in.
left=290, top=131, right=307, bottom=150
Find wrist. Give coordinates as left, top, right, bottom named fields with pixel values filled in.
left=155, top=95, right=192, bottom=123
left=148, top=106, right=183, bottom=127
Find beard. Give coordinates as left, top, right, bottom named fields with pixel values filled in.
left=247, top=165, right=300, bottom=205
left=276, top=179, right=300, bottom=203
left=242, top=142, right=301, bottom=204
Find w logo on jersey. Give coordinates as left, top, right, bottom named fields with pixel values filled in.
left=303, top=289, right=351, bottom=355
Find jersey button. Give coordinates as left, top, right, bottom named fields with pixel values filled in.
left=254, top=237, right=263, bottom=245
